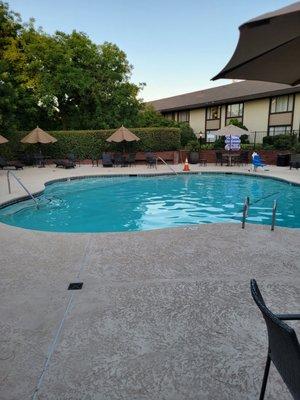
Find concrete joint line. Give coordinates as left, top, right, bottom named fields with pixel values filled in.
left=31, top=235, right=92, bottom=400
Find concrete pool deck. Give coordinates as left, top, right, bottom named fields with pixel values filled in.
left=0, top=164, right=299, bottom=399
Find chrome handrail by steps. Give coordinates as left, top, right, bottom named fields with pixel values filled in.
left=7, top=170, right=39, bottom=209
left=156, top=156, right=178, bottom=175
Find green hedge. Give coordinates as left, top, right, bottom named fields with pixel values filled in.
left=262, top=134, right=296, bottom=150
left=1, top=127, right=181, bottom=159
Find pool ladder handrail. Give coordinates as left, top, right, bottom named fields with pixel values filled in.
left=242, top=197, right=278, bottom=230
left=241, top=196, right=250, bottom=229
left=156, top=156, right=178, bottom=175
left=271, top=199, right=277, bottom=231
left=7, top=170, right=39, bottom=209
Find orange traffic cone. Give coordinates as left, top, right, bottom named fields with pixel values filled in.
left=183, top=157, right=190, bottom=172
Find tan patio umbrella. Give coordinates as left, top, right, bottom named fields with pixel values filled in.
left=0, top=134, right=9, bottom=144
left=106, top=126, right=140, bottom=153
left=212, top=2, right=300, bottom=85
left=21, top=126, right=57, bottom=144
left=215, top=124, right=248, bottom=137
left=106, top=126, right=140, bottom=143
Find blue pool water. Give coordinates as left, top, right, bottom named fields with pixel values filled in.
left=0, top=174, right=299, bottom=232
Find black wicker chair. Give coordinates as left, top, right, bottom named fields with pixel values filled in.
left=101, top=153, right=113, bottom=167
left=250, top=279, right=300, bottom=400
left=127, top=153, right=136, bottom=167
left=145, top=152, right=157, bottom=168
left=215, top=151, right=224, bottom=166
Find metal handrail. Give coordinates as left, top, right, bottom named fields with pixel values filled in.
left=7, top=170, right=39, bottom=209
left=271, top=200, right=277, bottom=231
left=156, top=156, right=178, bottom=175
left=242, top=196, right=250, bottom=229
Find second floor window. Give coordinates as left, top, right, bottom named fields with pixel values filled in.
left=178, top=110, right=190, bottom=123
left=226, top=103, right=243, bottom=118
left=206, top=106, right=221, bottom=120
left=270, top=95, right=294, bottom=113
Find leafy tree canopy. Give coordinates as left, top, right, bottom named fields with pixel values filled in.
left=0, top=1, right=144, bottom=132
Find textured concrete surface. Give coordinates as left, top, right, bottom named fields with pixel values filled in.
left=0, top=223, right=299, bottom=399
left=0, top=163, right=299, bottom=206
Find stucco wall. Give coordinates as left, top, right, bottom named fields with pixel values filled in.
left=189, top=108, right=205, bottom=133
left=220, top=105, right=226, bottom=128
left=243, top=99, right=269, bottom=132
left=293, top=93, right=300, bottom=131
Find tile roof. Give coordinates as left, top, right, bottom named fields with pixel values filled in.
left=149, top=80, right=300, bottom=112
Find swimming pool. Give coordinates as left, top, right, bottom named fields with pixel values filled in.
left=0, top=173, right=299, bottom=232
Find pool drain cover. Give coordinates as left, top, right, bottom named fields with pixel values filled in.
left=68, top=282, right=83, bottom=290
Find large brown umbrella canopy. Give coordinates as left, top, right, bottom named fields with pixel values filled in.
left=21, top=126, right=57, bottom=144
left=0, top=134, right=9, bottom=144
left=215, top=124, right=248, bottom=137
left=212, top=2, right=300, bottom=85
left=106, top=126, right=140, bottom=143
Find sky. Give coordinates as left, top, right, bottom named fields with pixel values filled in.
left=8, top=0, right=294, bottom=101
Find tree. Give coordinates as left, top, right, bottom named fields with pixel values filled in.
left=134, top=105, right=195, bottom=146
left=1, top=2, right=144, bottom=131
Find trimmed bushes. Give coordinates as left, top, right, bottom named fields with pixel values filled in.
left=2, top=127, right=181, bottom=159
left=262, top=134, right=295, bottom=150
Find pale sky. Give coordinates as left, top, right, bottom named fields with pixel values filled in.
left=8, top=0, right=293, bottom=101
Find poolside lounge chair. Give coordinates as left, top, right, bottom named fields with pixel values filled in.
left=252, top=154, right=265, bottom=171
left=102, top=153, right=113, bottom=167
left=145, top=152, right=157, bottom=168
left=54, top=159, right=75, bottom=169
left=250, top=279, right=300, bottom=400
left=0, top=157, right=24, bottom=170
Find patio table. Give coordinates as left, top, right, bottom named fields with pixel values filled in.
left=222, top=153, right=240, bottom=166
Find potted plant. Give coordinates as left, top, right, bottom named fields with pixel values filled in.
left=186, top=140, right=200, bottom=164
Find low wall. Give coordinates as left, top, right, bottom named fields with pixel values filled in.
left=41, top=150, right=291, bottom=166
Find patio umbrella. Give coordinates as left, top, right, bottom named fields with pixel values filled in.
left=106, top=126, right=140, bottom=143
left=106, top=126, right=140, bottom=153
left=216, top=125, right=245, bottom=152
left=0, top=135, right=9, bottom=144
left=21, top=126, right=57, bottom=144
left=215, top=124, right=248, bottom=137
left=212, top=2, right=300, bottom=85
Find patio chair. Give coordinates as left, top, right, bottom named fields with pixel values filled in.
left=290, top=154, right=300, bottom=170
left=19, top=153, right=35, bottom=166
left=67, top=153, right=78, bottom=166
left=145, top=152, right=157, bottom=168
left=239, top=150, right=249, bottom=166
left=0, top=157, right=24, bottom=170
left=33, top=153, right=46, bottom=167
left=101, top=153, right=113, bottom=167
left=127, top=153, right=136, bottom=167
left=250, top=279, right=300, bottom=400
left=114, top=153, right=125, bottom=167
left=215, top=151, right=224, bottom=166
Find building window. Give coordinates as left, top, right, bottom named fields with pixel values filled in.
left=270, top=95, right=294, bottom=113
left=163, top=113, right=173, bottom=120
left=206, top=130, right=217, bottom=142
left=226, top=103, right=243, bottom=118
left=206, top=106, right=221, bottom=120
left=268, top=126, right=292, bottom=136
left=178, top=110, right=190, bottom=123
